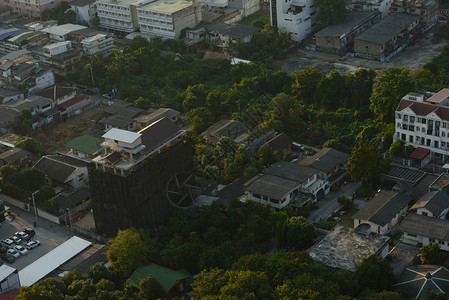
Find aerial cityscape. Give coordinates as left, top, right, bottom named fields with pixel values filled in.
left=0, top=0, right=449, bottom=298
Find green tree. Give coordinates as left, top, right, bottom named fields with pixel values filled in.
left=389, top=139, right=406, bottom=158
left=106, top=228, right=151, bottom=278
left=138, top=275, right=165, bottom=300
left=291, top=66, right=323, bottom=103
left=129, top=35, right=150, bottom=51
left=348, top=140, right=389, bottom=185
left=354, top=254, right=394, bottom=292
left=369, top=67, right=415, bottom=122
left=420, top=243, right=444, bottom=265
left=315, top=0, right=347, bottom=27
left=88, top=262, right=113, bottom=283
left=14, top=136, right=45, bottom=154
left=35, top=185, right=55, bottom=204
left=286, top=216, right=315, bottom=250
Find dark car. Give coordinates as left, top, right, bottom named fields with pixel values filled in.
left=24, top=228, right=35, bottom=237
left=0, top=254, right=15, bottom=263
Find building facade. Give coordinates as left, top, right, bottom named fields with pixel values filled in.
left=81, top=34, right=115, bottom=55
left=0, top=0, right=69, bottom=19
left=347, top=0, right=392, bottom=17
left=270, top=0, right=316, bottom=42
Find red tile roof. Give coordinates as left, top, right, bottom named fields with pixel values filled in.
left=0, top=289, right=20, bottom=300
left=58, top=95, right=89, bottom=109
left=409, top=147, right=430, bottom=161
left=426, top=88, right=449, bottom=104
left=397, top=99, right=449, bottom=119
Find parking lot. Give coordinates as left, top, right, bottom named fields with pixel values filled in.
left=1, top=201, right=70, bottom=270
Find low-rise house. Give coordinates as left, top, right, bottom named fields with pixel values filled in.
left=391, top=0, right=437, bottom=25
left=354, top=13, right=420, bottom=61
left=55, top=188, right=91, bottom=217
left=315, top=11, right=381, bottom=53
left=0, top=108, right=19, bottom=134
left=408, top=147, right=431, bottom=168
left=0, top=147, right=31, bottom=167
left=0, top=95, right=53, bottom=117
left=348, top=0, right=391, bottom=17
left=203, top=119, right=248, bottom=145
left=70, top=0, right=97, bottom=24
left=265, top=133, right=292, bottom=160
left=411, top=190, right=449, bottom=219
left=126, top=264, right=192, bottom=298
left=0, top=88, right=24, bottom=104
left=104, top=114, right=136, bottom=131
left=43, top=24, right=88, bottom=42
left=103, top=101, right=145, bottom=119
left=0, top=265, right=20, bottom=293
left=203, top=23, right=261, bottom=47
left=399, top=213, right=449, bottom=250
left=134, top=108, right=179, bottom=129
left=298, top=147, right=350, bottom=187
left=34, top=155, right=89, bottom=189
left=353, top=188, right=412, bottom=235
left=34, top=43, right=82, bottom=76
left=35, top=85, right=76, bottom=105
left=81, top=34, right=114, bottom=56
left=64, top=135, right=101, bottom=161
left=58, top=94, right=92, bottom=117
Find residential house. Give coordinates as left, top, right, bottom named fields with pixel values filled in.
left=0, top=108, right=19, bottom=134
left=126, top=264, right=192, bottom=298
left=429, top=173, right=449, bottom=195
left=0, top=147, right=31, bottom=167
left=394, top=90, right=449, bottom=161
left=104, top=114, right=136, bottom=131
left=202, top=119, right=249, bottom=145
left=391, top=0, right=438, bottom=25
left=0, top=95, right=54, bottom=118
left=298, top=147, right=350, bottom=187
left=55, top=188, right=91, bottom=217
left=81, top=34, right=114, bottom=56
left=35, top=85, right=76, bottom=105
left=352, top=188, right=412, bottom=235
left=0, top=88, right=24, bottom=104
left=43, top=24, right=88, bottom=41
left=411, top=190, right=449, bottom=219
left=315, top=11, right=381, bottom=53
left=134, top=108, right=180, bottom=130
left=347, top=0, right=392, bottom=17
left=17, top=69, right=56, bottom=96
left=265, top=132, right=292, bottom=160
left=64, top=135, right=101, bottom=161
left=0, top=0, right=70, bottom=18
left=70, top=0, right=97, bottom=24
left=202, top=23, right=261, bottom=47
left=0, top=265, right=20, bottom=294
left=103, top=101, right=145, bottom=118
left=270, top=0, right=316, bottom=42
left=408, top=147, right=431, bottom=168
left=399, top=213, right=449, bottom=251
left=354, top=13, right=420, bottom=61
left=58, top=95, right=92, bottom=117
left=35, top=42, right=83, bottom=76
left=34, top=155, right=89, bottom=189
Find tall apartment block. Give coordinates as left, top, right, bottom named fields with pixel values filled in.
left=97, top=0, right=201, bottom=38
left=269, top=0, right=316, bottom=42
left=0, top=0, right=68, bottom=19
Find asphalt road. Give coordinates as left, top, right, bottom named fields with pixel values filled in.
left=0, top=196, right=70, bottom=270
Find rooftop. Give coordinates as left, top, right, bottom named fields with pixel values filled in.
left=134, top=108, right=179, bottom=125
left=0, top=108, right=19, bottom=125
left=34, top=155, right=87, bottom=182
left=104, top=102, right=144, bottom=119
left=397, top=98, right=449, bottom=121
left=35, top=85, right=75, bottom=101
left=0, top=264, right=16, bottom=282
left=355, top=13, right=419, bottom=45
left=137, top=0, right=198, bottom=14
left=139, top=117, right=181, bottom=151
left=398, top=213, right=449, bottom=241
left=43, top=24, right=87, bottom=37
left=0, top=147, right=30, bottom=162
left=426, top=88, right=449, bottom=104
left=204, top=23, right=261, bottom=38
left=411, top=191, right=449, bottom=217
left=64, top=135, right=101, bottom=155
left=409, top=147, right=431, bottom=161
left=70, top=0, right=95, bottom=6
left=245, top=173, right=299, bottom=200
left=308, top=225, right=390, bottom=272
left=265, top=161, right=318, bottom=183
left=298, top=148, right=350, bottom=173
left=383, top=164, right=426, bottom=183
left=81, top=33, right=108, bottom=44
left=103, top=114, right=135, bottom=128
left=266, top=133, right=292, bottom=152
left=55, top=188, right=90, bottom=210
left=0, top=87, right=22, bottom=100
left=102, top=128, right=141, bottom=144
left=203, top=119, right=248, bottom=137
left=315, top=11, right=379, bottom=37
left=58, top=95, right=89, bottom=110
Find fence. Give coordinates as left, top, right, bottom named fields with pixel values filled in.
left=36, top=208, right=61, bottom=224
left=72, top=225, right=109, bottom=243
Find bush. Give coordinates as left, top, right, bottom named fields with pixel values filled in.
left=356, top=186, right=370, bottom=197
left=316, top=218, right=336, bottom=230
left=420, top=243, right=444, bottom=265
left=337, top=196, right=353, bottom=208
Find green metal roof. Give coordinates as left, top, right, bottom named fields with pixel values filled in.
left=126, top=264, right=192, bottom=293
left=64, top=135, right=101, bottom=155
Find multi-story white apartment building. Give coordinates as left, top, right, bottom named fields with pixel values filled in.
left=270, top=0, right=316, bottom=42
left=81, top=33, right=115, bottom=55
left=97, top=0, right=138, bottom=33
left=395, top=89, right=449, bottom=161
left=348, top=0, right=392, bottom=17
left=97, top=0, right=201, bottom=38
left=137, top=0, right=201, bottom=39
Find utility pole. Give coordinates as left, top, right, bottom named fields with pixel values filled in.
left=31, top=191, right=39, bottom=227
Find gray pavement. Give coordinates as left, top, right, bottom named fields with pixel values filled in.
left=0, top=195, right=71, bottom=270
left=308, top=181, right=361, bottom=223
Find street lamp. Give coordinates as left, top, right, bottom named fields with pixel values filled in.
left=31, top=190, right=39, bottom=228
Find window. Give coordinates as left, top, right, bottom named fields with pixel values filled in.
left=404, top=115, right=408, bottom=121
left=409, top=135, right=413, bottom=143
left=435, top=141, right=439, bottom=148
left=422, top=211, right=428, bottom=216
left=410, top=116, right=415, bottom=122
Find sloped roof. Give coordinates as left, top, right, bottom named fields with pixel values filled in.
left=126, top=264, right=192, bottom=293
left=103, top=114, right=135, bottom=128
left=353, top=189, right=412, bottom=226
left=396, top=98, right=449, bottom=121
left=409, top=147, right=431, bottom=161
left=0, top=108, right=19, bottom=126
left=265, top=161, right=318, bottom=183
left=0, top=147, right=30, bottom=162
left=0, top=87, right=22, bottom=100
left=134, top=108, right=179, bottom=125
left=64, top=135, right=100, bottom=155
left=202, top=119, right=248, bottom=137
left=426, top=88, right=449, bottom=104
left=104, top=103, right=144, bottom=119
left=298, top=148, right=350, bottom=173
left=55, top=188, right=90, bottom=209
left=245, top=173, right=299, bottom=200
left=202, top=51, right=229, bottom=60
left=138, top=117, right=181, bottom=152
left=266, top=133, right=292, bottom=152
left=58, top=95, right=89, bottom=109
left=411, top=191, right=449, bottom=216
left=34, top=155, right=87, bottom=182
left=398, top=213, right=449, bottom=241
left=315, top=11, right=378, bottom=37
left=35, top=85, right=75, bottom=101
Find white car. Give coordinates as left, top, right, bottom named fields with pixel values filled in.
left=25, top=240, right=40, bottom=250
left=14, top=245, right=28, bottom=255
left=15, top=231, right=30, bottom=241
left=7, top=249, right=20, bottom=259
left=1, top=239, right=14, bottom=249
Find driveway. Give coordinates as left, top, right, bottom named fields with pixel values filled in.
left=308, top=181, right=361, bottom=223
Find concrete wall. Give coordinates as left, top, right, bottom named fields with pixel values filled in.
left=354, top=39, right=384, bottom=56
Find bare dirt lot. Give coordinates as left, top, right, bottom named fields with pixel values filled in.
left=277, top=23, right=448, bottom=74
left=33, top=106, right=107, bottom=153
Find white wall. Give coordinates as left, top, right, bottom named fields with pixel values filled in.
left=66, top=166, right=89, bottom=189
left=271, top=0, right=315, bottom=42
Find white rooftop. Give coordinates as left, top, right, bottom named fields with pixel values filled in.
left=0, top=264, right=16, bottom=282
left=81, top=33, right=107, bottom=44
left=43, top=41, right=71, bottom=50
left=43, top=24, right=87, bottom=36
left=102, top=128, right=142, bottom=144
left=19, top=236, right=91, bottom=287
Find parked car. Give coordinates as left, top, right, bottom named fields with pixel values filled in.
left=0, top=246, right=7, bottom=253
left=15, top=231, right=30, bottom=241
left=14, top=245, right=28, bottom=255
left=7, top=249, right=20, bottom=259
left=0, top=254, right=15, bottom=263
left=24, top=228, right=35, bottom=237
left=25, top=240, right=40, bottom=250
left=102, top=93, right=113, bottom=99
left=10, top=236, right=21, bottom=245
left=1, top=239, right=14, bottom=249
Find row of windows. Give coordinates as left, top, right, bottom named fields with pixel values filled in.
left=98, top=3, right=128, bottom=10
left=141, top=25, right=174, bottom=32
left=397, top=133, right=449, bottom=149
left=138, top=17, right=173, bottom=26
left=399, top=124, right=449, bottom=137
left=398, top=114, right=449, bottom=128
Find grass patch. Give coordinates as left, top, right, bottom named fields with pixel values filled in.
left=336, top=206, right=359, bottom=228
left=238, top=10, right=270, bottom=27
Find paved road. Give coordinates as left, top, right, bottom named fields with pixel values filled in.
left=0, top=194, right=70, bottom=270
left=308, top=182, right=361, bottom=223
